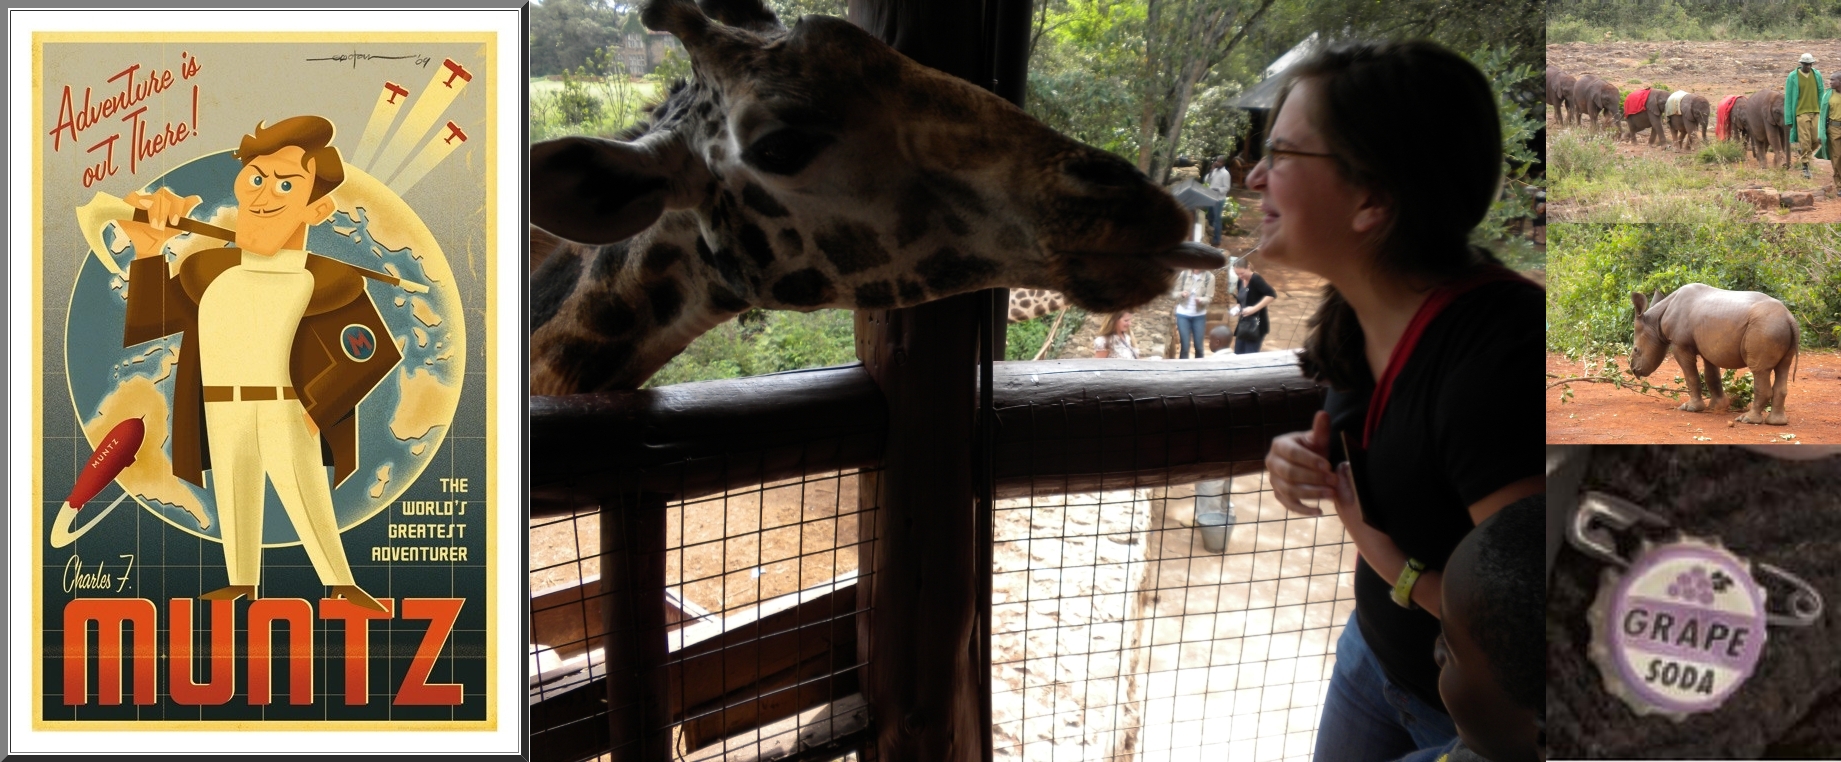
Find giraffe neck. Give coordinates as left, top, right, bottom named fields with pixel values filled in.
left=531, top=211, right=746, bottom=393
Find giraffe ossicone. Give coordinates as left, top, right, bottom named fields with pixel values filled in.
left=530, top=0, right=1223, bottom=393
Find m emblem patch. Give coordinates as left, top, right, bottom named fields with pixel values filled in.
left=341, top=324, right=378, bottom=362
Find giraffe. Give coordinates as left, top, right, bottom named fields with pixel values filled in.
left=1006, top=288, right=1068, bottom=324
left=529, top=0, right=1222, bottom=393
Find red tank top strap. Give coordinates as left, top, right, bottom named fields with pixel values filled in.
left=1361, top=266, right=1534, bottom=449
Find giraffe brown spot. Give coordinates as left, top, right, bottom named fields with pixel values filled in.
left=590, top=299, right=639, bottom=339
left=778, top=227, right=804, bottom=256
left=531, top=245, right=587, bottom=331
left=641, top=243, right=684, bottom=276
left=708, top=283, right=749, bottom=313
left=647, top=279, right=683, bottom=324
left=854, top=280, right=895, bottom=309
left=1009, top=307, right=1026, bottom=321
left=696, top=101, right=712, bottom=119
left=897, top=278, right=926, bottom=304
left=742, top=183, right=790, bottom=218
left=738, top=222, right=776, bottom=267
left=708, top=142, right=727, bottom=162
left=588, top=242, right=628, bottom=283
left=561, top=336, right=634, bottom=393
left=695, top=236, right=717, bottom=268
left=916, top=246, right=999, bottom=295
left=930, top=174, right=989, bottom=217
left=771, top=267, right=835, bottom=307
left=815, top=221, right=890, bottom=275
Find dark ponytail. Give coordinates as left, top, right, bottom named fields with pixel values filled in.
left=1278, top=40, right=1503, bottom=390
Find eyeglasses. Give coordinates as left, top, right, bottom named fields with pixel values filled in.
left=1260, top=139, right=1339, bottom=169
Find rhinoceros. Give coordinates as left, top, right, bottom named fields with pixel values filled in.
left=1630, top=284, right=1799, bottom=425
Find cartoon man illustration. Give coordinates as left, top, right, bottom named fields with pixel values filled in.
left=116, top=115, right=402, bottom=611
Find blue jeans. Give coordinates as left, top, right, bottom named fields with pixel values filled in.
left=1314, top=613, right=1458, bottom=762
left=1233, top=335, right=1264, bottom=354
left=1204, top=199, right=1224, bottom=241
left=1175, top=313, right=1206, bottom=358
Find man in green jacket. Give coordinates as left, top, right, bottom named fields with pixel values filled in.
left=1829, top=72, right=1841, bottom=189
left=1785, top=52, right=1830, bottom=179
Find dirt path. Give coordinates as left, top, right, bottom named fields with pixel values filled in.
left=1549, top=40, right=1841, bottom=222
left=1546, top=351, right=1841, bottom=444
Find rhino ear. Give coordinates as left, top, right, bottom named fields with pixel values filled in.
left=1650, top=289, right=1664, bottom=307
left=1632, top=290, right=1649, bottom=315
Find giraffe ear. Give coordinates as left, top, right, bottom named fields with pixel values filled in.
left=530, top=135, right=704, bottom=245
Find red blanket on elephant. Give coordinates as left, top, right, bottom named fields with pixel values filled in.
left=1624, top=88, right=1652, bottom=117
left=1716, top=94, right=1741, bottom=140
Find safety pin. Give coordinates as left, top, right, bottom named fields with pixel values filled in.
left=1569, top=490, right=1823, bottom=628
left=1569, top=491, right=1670, bottom=568
left=1757, top=562, right=1824, bottom=627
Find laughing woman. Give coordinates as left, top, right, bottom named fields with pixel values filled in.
left=1251, top=41, right=1544, bottom=761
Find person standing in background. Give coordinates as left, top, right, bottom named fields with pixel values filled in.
left=1172, top=266, right=1215, bottom=359
left=1231, top=258, right=1276, bottom=353
left=1205, top=156, right=1233, bottom=245
left=1784, top=53, right=1829, bottom=179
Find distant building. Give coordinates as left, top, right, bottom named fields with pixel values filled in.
left=1226, top=33, right=1323, bottom=163
left=616, top=13, right=685, bottom=75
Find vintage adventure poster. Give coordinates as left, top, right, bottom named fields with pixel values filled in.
left=7, top=8, right=524, bottom=755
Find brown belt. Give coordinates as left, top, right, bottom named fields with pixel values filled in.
left=202, top=385, right=297, bottom=402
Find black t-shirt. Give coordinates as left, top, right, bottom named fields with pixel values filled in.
left=1322, top=275, right=1543, bottom=712
left=1236, top=273, right=1277, bottom=337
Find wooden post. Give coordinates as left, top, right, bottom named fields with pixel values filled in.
left=603, top=492, right=672, bottom=762
left=846, top=3, right=1030, bottom=760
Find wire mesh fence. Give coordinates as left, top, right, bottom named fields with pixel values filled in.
left=529, top=465, right=879, bottom=762
left=990, top=475, right=1353, bottom=762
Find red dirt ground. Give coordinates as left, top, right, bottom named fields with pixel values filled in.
left=1547, top=351, right=1841, bottom=444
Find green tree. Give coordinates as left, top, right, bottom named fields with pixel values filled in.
left=531, top=0, right=621, bottom=76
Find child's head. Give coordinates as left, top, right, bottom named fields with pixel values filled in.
left=1439, top=495, right=1543, bottom=762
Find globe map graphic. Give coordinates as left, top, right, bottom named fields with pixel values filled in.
left=64, top=150, right=465, bottom=545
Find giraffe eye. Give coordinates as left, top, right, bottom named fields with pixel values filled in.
left=744, top=129, right=833, bottom=175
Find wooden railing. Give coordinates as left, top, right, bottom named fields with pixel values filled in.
left=527, top=352, right=1322, bottom=762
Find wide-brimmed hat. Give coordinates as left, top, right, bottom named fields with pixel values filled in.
left=1800, top=53, right=1816, bottom=64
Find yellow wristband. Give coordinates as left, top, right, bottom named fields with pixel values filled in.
left=1392, top=558, right=1426, bottom=608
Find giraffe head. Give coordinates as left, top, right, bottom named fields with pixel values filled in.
left=530, top=0, right=1219, bottom=392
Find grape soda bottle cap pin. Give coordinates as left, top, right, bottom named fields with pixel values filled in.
left=1570, top=492, right=1823, bottom=720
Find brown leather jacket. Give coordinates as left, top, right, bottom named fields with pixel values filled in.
left=123, top=249, right=402, bottom=488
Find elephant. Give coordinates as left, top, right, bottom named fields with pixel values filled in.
left=1725, top=94, right=1751, bottom=146
left=1736, top=89, right=1790, bottom=168
left=1547, top=68, right=1577, bottom=124
left=1666, top=92, right=1711, bottom=151
left=1622, top=87, right=1671, bottom=147
left=1629, top=284, right=1800, bottom=425
left=1572, top=75, right=1622, bottom=131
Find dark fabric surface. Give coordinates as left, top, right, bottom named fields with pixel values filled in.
left=1325, top=279, right=1545, bottom=712
left=1548, top=446, right=1841, bottom=758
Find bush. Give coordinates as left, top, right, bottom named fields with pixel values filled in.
left=1696, top=139, right=1744, bottom=165
left=556, top=78, right=602, bottom=125
left=1005, top=306, right=1088, bottom=361
left=1548, top=223, right=1841, bottom=358
left=1551, top=129, right=1619, bottom=180
left=644, top=309, right=859, bottom=388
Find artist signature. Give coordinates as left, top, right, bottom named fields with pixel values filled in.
left=305, top=51, right=432, bottom=69
left=63, top=554, right=134, bottom=595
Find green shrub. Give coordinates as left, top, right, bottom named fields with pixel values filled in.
left=1696, top=139, right=1744, bottom=164
left=643, top=309, right=858, bottom=388
left=1548, top=223, right=1841, bottom=357
left=1005, top=306, right=1088, bottom=361
left=1551, top=129, right=1619, bottom=180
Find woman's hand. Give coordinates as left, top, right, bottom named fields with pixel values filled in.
left=1266, top=410, right=1338, bottom=515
